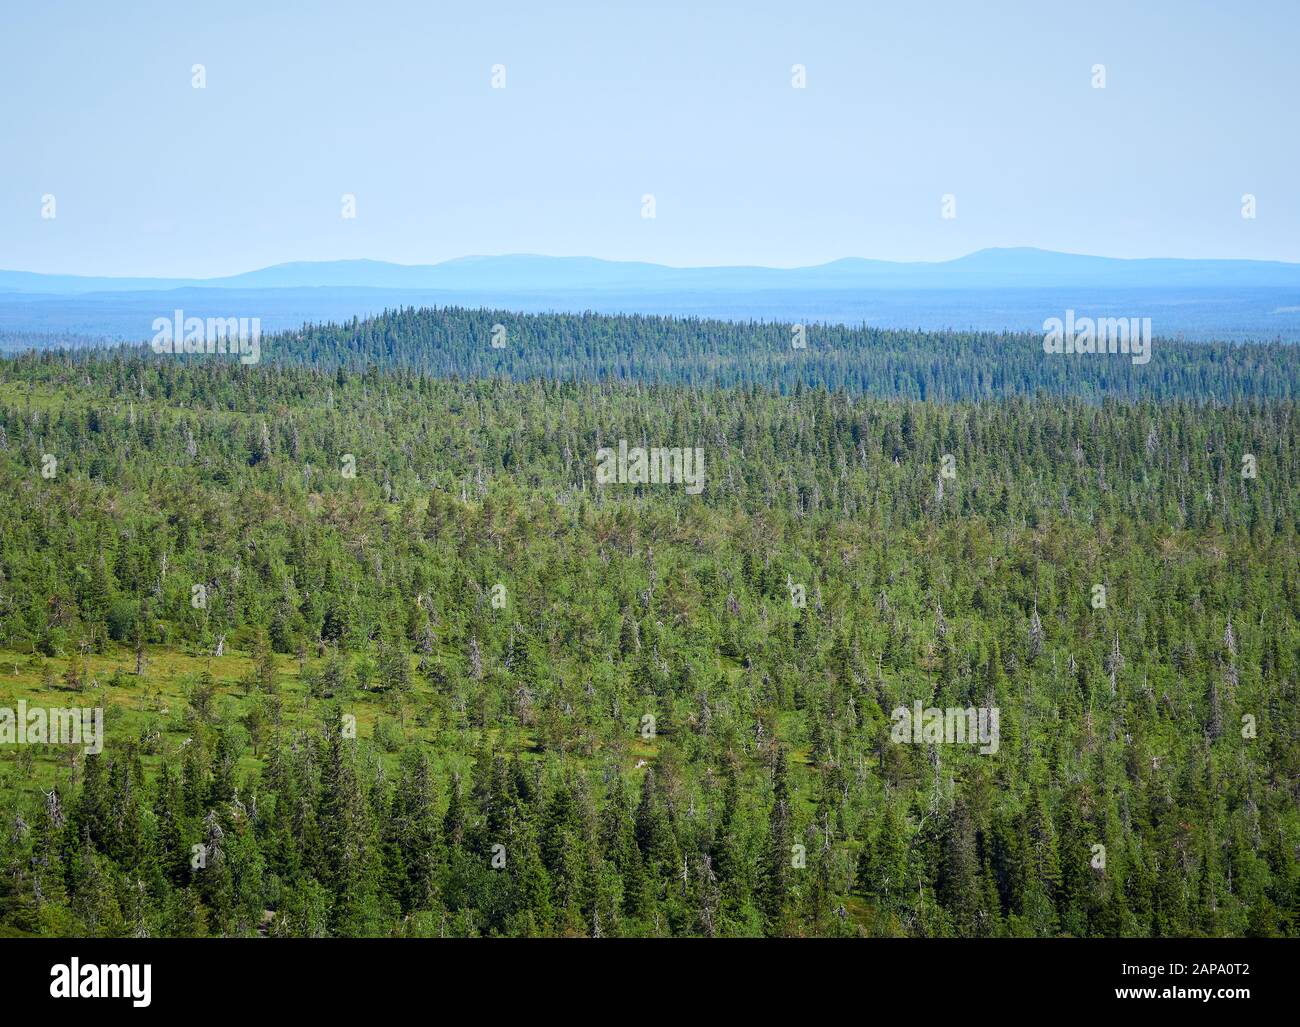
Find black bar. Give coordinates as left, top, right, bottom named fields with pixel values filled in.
left=1, top=938, right=1289, bottom=1014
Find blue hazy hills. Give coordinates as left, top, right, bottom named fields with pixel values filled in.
left=2, top=248, right=1299, bottom=343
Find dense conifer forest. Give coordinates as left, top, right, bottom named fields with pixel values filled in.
left=282, top=306, right=1298, bottom=400
left=0, top=311, right=1296, bottom=937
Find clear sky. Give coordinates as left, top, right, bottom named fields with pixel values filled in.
left=2, top=0, right=1297, bottom=277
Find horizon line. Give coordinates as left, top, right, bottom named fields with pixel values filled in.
left=6, top=245, right=1300, bottom=283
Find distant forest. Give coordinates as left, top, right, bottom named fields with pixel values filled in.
left=25, top=305, right=1294, bottom=400
left=265, top=306, right=1300, bottom=401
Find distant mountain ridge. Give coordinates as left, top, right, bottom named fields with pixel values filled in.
left=5, top=248, right=1300, bottom=295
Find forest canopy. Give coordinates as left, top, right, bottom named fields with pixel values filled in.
left=0, top=315, right=1296, bottom=938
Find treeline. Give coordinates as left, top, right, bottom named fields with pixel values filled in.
left=0, top=331, right=109, bottom=354
left=52, top=304, right=1300, bottom=400
left=0, top=345, right=1296, bottom=936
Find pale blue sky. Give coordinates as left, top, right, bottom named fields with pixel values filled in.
left=2, top=0, right=1297, bottom=277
